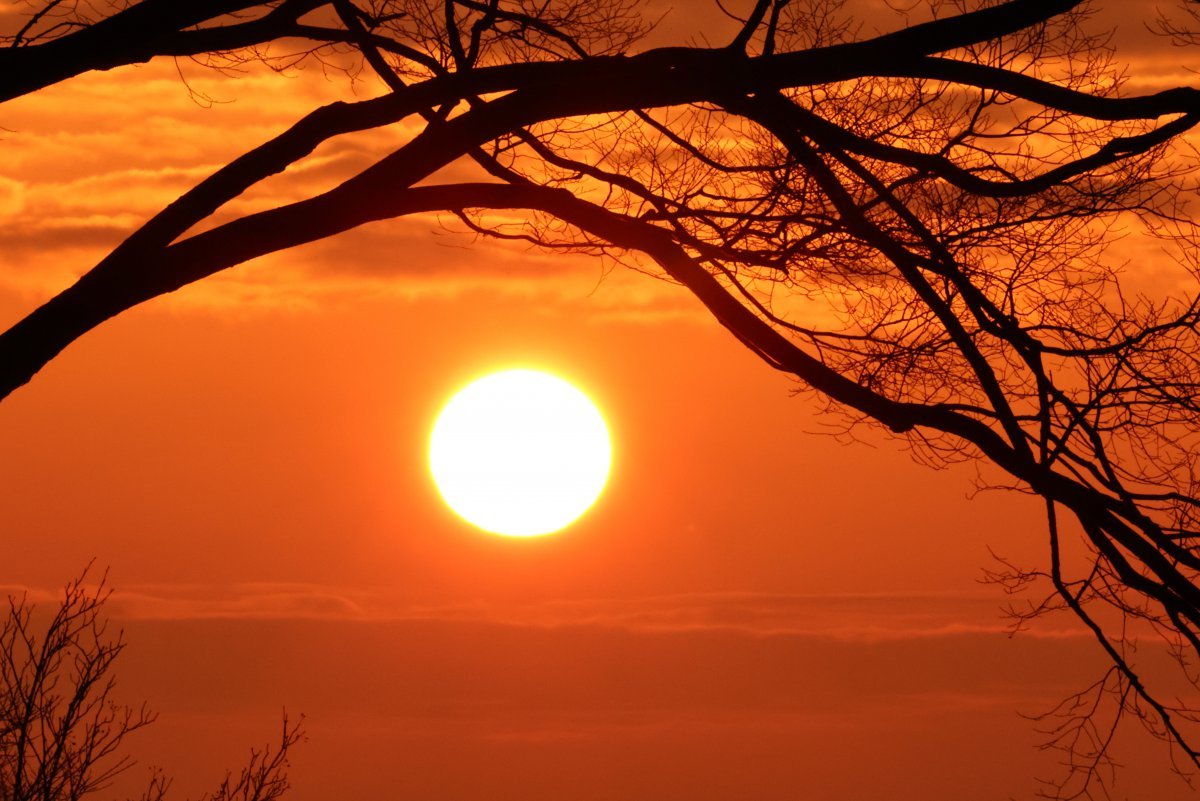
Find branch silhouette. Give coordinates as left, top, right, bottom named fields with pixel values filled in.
left=0, top=567, right=303, bottom=801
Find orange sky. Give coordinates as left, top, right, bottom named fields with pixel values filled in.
left=1, top=2, right=1196, bottom=799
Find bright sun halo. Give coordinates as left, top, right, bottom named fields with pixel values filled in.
left=429, top=369, right=612, bottom=537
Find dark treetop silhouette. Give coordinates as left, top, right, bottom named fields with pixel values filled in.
left=4, top=0, right=1200, bottom=796
left=0, top=568, right=303, bottom=801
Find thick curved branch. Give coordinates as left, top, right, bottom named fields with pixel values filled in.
left=0, top=0, right=305, bottom=102
left=772, top=98, right=1200, bottom=198
left=0, top=0, right=1096, bottom=109
left=893, top=56, right=1200, bottom=122
left=2, top=0, right=1138, bottom=398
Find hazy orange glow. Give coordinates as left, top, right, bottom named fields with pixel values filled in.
left=0, top=2, right=1194, bottom=800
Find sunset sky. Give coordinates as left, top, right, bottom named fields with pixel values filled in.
left=1, top=1, right=1196, bottom=799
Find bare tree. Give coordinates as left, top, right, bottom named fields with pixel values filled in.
left=0, top=568, right=302, bottom=801
left=193, top=716, right=303, bottom=801
left=4, top=0, right=1200, bottom=796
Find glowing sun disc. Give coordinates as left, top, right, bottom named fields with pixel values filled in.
left=429, top=369, right=612, bottom=537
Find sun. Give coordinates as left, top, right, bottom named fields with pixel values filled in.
left=429, top=369, right=612, bottom=537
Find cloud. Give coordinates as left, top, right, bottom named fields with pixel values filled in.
left=5, top=10, right=1195, bottom=319
left=0, top=56, right=697, bottom=319
left=56, top=583, right=1091, bottom=643
left=110, top=599, right=1106, bottom=735
left=105, top=601, right=1170, bottom=801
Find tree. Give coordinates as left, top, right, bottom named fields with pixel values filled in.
left=0, top=567, right=303, bottom=801
left=3, top=0, right=1200, bottom=796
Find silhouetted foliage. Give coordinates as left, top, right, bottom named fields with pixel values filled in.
left=0, top=568, right=303, bottom=801
left=4, top=0, right=1200, bottom=796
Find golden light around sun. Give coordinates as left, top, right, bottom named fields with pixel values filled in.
left=429, top=369, right=612, bottom=537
